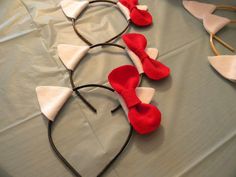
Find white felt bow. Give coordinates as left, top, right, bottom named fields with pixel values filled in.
left=57, top=44, right=89, bottom=71
left=117, top=87, right=155, bottom=116
left=126, top=48, right=159, bottom=74
left=36, top=86, right=73, bottom=121
left=117, top=2, right=148, bottom=20
left=208, top=55, right=236, bottom=82
left=60, top=0, right=89, bottom=19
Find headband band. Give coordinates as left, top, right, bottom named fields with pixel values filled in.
left=60, top=0, right=152, bottom=46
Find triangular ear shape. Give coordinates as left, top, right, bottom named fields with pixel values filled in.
left=126, top=48, right=159, bottom=74
left=117, top=87, right=155, bottom=116
left=203, top=14, right=230, bottom=34
left=36, top=86, right=73, bottom=121
left=60, top=0, right=89, bottom=19
left=208, top=55, right=236, bottom=82
left=182, top=0, right=216, bottom=20
left=57, top=44, right=89, bottom=71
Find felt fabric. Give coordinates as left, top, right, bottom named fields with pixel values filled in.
left=36, top=86, right=73, bottom=121
left=60, top=0, right=89, bottom=19
left=57, top=44, right=90, bottom=71
left=182, top=0, right=216, bottom=20
left=122, top=33, right=170, bottom=80
left=108, top=65, right=161, bottom=134
left=126, top=47, right=159, bottom=74
left=118, top=0, right=152, bottom=26
left=203, top=14, right=231, bottom=35
left=208, top=55, right=236, bottom=82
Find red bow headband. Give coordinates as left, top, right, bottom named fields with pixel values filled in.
left=122, top=33, right=170, bottom=80
left=108, top=65, right=161, bottom=134
left=118, top=0, right=152, bottom=26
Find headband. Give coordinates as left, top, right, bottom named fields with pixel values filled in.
left=36, top=65, right=160, bottom=176
left=60, top=0, right=152, bottom=45
left=183, top=1, right=236, bottom=82
left=57, top=33, right=170, bottom=112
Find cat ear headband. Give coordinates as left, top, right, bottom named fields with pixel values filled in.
left=183, top=1, right=236, bottom=82
left=57, top=33, right=170, bottom=112
left=60, top=0, right=152, bottom=46
left=36, top=65, right=161, bottom=176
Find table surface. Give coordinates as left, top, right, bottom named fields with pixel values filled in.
left=0, top=0, right=236, bottom=177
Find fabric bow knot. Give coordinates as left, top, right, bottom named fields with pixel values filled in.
left=118, top=0, right=152, bottom=26
left=123, top=33, right=170, bottom=80
left=108, top=65, right=161, bottom=134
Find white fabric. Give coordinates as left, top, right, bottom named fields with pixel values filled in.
left=117, top=2, right=131, bottom=20
left=60, top=0, right=89, bottom=19
left=36, top=86, right=73, bottom=121
left=208, top=55, right=236, bottom=82
left=57, top=44, right=89, bottom=71
left=116, top=87, right=155, bottom=116
left=126, top=48, right=159, bottom=74
left=203, top=14, right=231, bottom=34
left=117, top=2, right=148, bottom=21
left=182, top=0, right=216, bottom=20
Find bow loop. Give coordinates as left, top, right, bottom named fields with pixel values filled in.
left=108, top=65, right=140, bottom=93
left=123, top=33, right=170, bottom=80
left=118, top=0, right=152, bottom=26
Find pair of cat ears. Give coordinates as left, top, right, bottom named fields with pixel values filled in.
left=60, top=0, right=149, bottom=24
left=36, top=85, right=155, bottom=122
left=57, top=42, right=159, bottom=74
left=183, top=1, right=236, bottom=82
left=183, top=1, right=235, bottom=35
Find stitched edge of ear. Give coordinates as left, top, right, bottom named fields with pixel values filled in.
left=117, top=87, right=155, bottom=116
left=182, top=0, right=216, bottom=20
left=36, top=86, right=73, bottom=121
left=57, top=44, right=89, bottom=71
left=208, top=55, right=236, bottom=82
left=60, top=0, right=89, bottom=19
left=117, top=2, right=131, bottom=20
left=126, top=48, right=158, bottom=74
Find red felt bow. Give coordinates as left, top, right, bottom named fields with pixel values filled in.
left=108, top=65, right=161, bottom=134
left=119, top=0, right=152, bottom=26
left=122, top=33, right=170, bottom=80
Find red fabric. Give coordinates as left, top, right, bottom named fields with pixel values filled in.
left=119, top=0, right=152, bottom=26
left=108, top=65, right=161, bottom=134
left=122, top=33, right=170, bottom=80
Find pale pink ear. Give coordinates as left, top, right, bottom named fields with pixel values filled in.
left=60, top=0, right=89, bottom=19
left=57, top=44, right=89, bottom=71
left=126, top=48, right=158, bottom=74
left=208, top=55, right=236, bottom=82
left=36, top=86, right=73, bottom=121
left=203, top=14, right=230, bottom=34
left=117, top=87, right=155, bottom=116
left=182, top=0, right=216, bottom=20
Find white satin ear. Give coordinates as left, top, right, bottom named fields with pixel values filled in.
left=36, top=86, right=73, bottom=121
left=117, top=2, right=148, bottom=21
left=208, top=55, right=236, bottom=82
left=57, top=44, right=89, bottom=71
left=182, top=0, right=216, bottom=20
left=117, top=87, right=155, bottom=116
left=60, top=0, right=89, bottom=19
left=203, top=14, right=230, bottom=34
left=126, top=48, right=159, bottom=74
